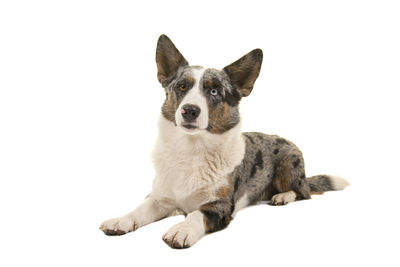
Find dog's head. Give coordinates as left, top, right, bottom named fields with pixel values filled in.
left=156, top=35, right=263, bottom=135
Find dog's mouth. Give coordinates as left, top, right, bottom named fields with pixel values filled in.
left=182, top=123, right=198, bottom=130
left=180, top=123, right=204, bottom=134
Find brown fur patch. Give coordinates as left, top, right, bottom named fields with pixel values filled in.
left=273, top=156, right=296, bottom=192
left=208, top=103, right=233, bottom=134
left=274, top=171, right=292, bottom=192
left=203, top=78, right=213, bottom=89
left=203, top=76, right=222, bottom=90
left=215, top=184, right=233, bottom=199
left=162, top=92, right=179, bottom=123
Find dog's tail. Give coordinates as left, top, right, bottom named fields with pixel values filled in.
left=307, top=175, right=350, bottom=194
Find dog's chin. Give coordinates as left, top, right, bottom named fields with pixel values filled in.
left=179, top=123, right=204, bottom=135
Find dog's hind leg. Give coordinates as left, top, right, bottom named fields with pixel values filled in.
left=270, top=149, right=311, bottom=206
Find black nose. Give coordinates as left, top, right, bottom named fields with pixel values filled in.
left=181, top=104, right=200, bottom=122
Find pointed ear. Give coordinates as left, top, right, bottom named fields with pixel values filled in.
left=156, top=35, right=188, bottom=86
left=223, top=49, right=263, bottom=97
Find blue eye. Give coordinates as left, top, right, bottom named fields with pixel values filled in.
left=210, top=89, right=218, bottom=96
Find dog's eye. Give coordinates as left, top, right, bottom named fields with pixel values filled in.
left=178, top=84, right=186, bottom=91
left=210, top=89, right=218, bottom=96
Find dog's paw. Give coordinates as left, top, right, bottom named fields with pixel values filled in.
left=99, top=216, right=139, bottom=236
left=162, top=220, right=204, bottom=249
left=271, top=191, right=296, bottom=206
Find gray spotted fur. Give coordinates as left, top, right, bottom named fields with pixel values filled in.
left=232, top=132, right=308, bottom=205
left=228, top=132, right=342, bottom=210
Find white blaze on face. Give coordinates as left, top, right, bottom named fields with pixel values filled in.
left=175, top=68, right=209, bottom=133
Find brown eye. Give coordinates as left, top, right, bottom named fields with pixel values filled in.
left=179, top=84, right=186, bottom=91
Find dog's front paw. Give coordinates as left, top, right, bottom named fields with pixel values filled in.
left=99, top=216, right=139, bottom=236
left=162, top=219, right=204, bottom=249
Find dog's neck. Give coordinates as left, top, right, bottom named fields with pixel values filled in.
left=153, top=116, right=246, bottom=173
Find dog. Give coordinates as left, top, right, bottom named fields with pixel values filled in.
left=99, top=34, right=349, bottom=249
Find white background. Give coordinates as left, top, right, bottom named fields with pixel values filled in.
left=1, top=0, right=399, bottom=266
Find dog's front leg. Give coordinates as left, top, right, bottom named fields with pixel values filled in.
left=100, top=196, right=173, bottom=236
left=162, top=200, right=232, bottom=249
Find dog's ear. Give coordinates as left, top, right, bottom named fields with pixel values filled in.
left=223, top=49, right=263, bottom=97
left=156, top=34, right=188, bottom=86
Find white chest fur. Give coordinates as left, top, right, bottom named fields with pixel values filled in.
left=150, top=117, right=245, bottom=213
